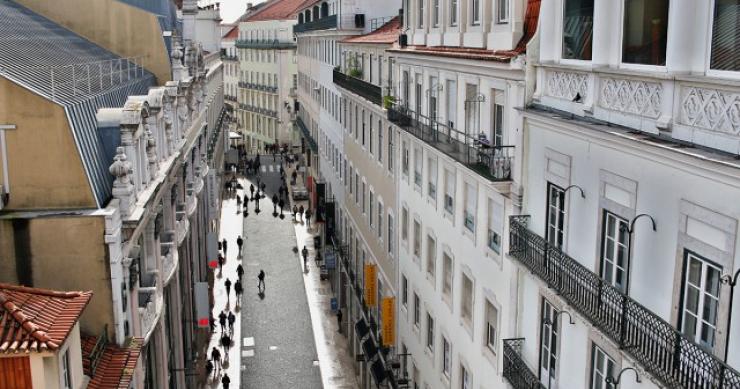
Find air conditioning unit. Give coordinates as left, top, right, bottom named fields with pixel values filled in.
left=398, top=34, right=408, bottom=47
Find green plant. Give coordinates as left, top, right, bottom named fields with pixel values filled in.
left=348, top=68, right=363, bottom=78
left=383, top=95, right=396, bottom=109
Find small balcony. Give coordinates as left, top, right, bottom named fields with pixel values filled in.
left=294, top=14, right=337, bottom=34
left=388, top=105, right=514, bottom=182
left=333, top=69, right=382, bottom=106
left=235, top=39, right=297, bottom=50
left=296, top=116, right=318, bottom=152
left=508, top=216, right=740, bottom=388
left=503, top=339, right=544, bottom=389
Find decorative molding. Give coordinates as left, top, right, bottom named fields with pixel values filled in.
left=680, top=86, right=740, bottom=135
left=599, top=77, right=662, bottom=119
left=546, top=70, right=588, bottom=101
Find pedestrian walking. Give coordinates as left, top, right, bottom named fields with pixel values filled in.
left=209, top=315, right=216, bottom=333
left=234, top=279, right=243, bottom=302
left=236, top=195, right=241, bottom=208
left=224, top=278, right=232, bottom=299
left=257, top=269, right=266, bottom=291
left=228, top=311, right=235, bottom=333
left=222, top=239, right=228, bottom=256
left=221, top=333, right=231, bottom=353
left=236, top=264, right=244, bottom=281
left=211, top=347, right=222, bottom=370
left=222, top=373, right=231, bottom=389
left=218, top=253, right=225, bottom=272
left=302, top=246, right=309, bottom=270
left=336, top=308, right=343, bottom=331
left=218, top=311, right=227, bottom=333
left=292, top=205, right=298, bottom=220
left=299, top=205, right=305, bottom=220
left=236, top=235, right=244, bottom=256
left=305, top=208, right=312, bottom=227
left=206, top=359, right=214, bottom=379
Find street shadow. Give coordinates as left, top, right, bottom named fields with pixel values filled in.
left=258, top=291, right=265, bottom=300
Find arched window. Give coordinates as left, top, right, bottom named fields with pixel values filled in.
left=321, top=2, right=329, bottom=17
left=298, top=13, right=304, bottom=24
left=313, top=6, right=320, bottom=19
left=305, top=9, right=312, bottom=22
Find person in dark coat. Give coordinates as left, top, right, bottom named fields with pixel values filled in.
left=236, top=264, right=244, bottom=281
left=218, top=310, right=227, bottom=333
left=234, top=279, right=243, bottom=302
left=228, top=311, right=236, bottom=333
left=336, top=308, right=343, bottom=331
left=302, top=246, right=309, bottom=270
left=292, top=205, right=298, bottom=220
left=222, top=373, right=231, bottom=389
left=206, top=359, right=214, bottom=379
left=211, top=347, right=221, bottom=370
left=305, top=208, right=312, bottom=227
left=224, top=278, right=232, bottom=299
left=258, top=269, right=266, bottom=291
left=222, top=239, right=228, bottom=255
left=236, top=235, right=244, bottom=256
left=221, top=333, right=232, bottom=353
left=298, top=205, right=305, bottom=220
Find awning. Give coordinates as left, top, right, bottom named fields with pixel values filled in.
left=362, top=337, right=378, bottom=360
left=229, top=131, right=241, bottom=139
left=355, top=318, right=370, bottom=339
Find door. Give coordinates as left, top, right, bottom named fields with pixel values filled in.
left=540, top=299, right=559, bottom=388
left=545, top=183, right=566, bottom=249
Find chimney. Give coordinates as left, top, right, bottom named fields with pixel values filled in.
left=246, top=2, right=253, bottom=9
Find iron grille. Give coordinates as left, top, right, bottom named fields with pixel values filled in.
left=502, top=338, right=545, bottom=389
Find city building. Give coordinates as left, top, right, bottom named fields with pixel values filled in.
left=504, top=1, right=740, bottom=388
left=0, top=0, right=226, bottom=388
left=235, top=0, right=303, bottom=153
left=222, top=26, right=240, bottom=109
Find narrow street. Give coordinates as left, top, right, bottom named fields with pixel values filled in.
left=204, top=156, right=358, bottom=389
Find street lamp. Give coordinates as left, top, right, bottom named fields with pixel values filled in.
left=721, top=269, right=740, bottom=362
left=542, top=310, right=575, bottom=326
left=605, top=367, right=641, bottom=388
left=619, top=213, right=657, bottom=293
left=563, top=184, right=586, bottom=199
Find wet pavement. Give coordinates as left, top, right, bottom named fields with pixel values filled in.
left=204, top=154, right=358, bottom=389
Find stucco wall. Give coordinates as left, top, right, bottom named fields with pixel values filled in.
left=15, top=0, right=171, bottom=85
left=0, top=215, right=114, bottom=339
left=0, top=78, right=96, bottom=210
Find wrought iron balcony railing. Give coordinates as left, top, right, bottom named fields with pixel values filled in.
left=503, top=339, right=544, bottom=389
left=388, top=105, right=513, bottom=181
left=293, top=14, right=337, bottom=33
left=220, top=54, right=238, bottom=61
left=296, top=116, right=318, bottom=152
left=333, top=69, right=382, bottom=106
left=238, top=82, right=278, bottom=93
left=508, top=215, right=740, bottom=388
left=235, top=39, right=297, bottom=49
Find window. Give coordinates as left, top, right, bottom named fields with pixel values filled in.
left=461, top=273, right=473, bottom=325
left=402, top=141, right=410, bottom=176
left=444, top=170, right=455, bottom=215
left=471, top=0, right=480, bottom=25
left=426, top=313, right=435, bottom=352
left=450, top=0, right=458, bottom=25
left=402, top=207, right=409, bottom=242
left=485, top=300, right=498, bottom=353
left=388, top=127, right=394, bottom=172
left=562, top=0, right=594, bottom=60
left=464, top=182, right=476, bottom=233
left=681, top=251, right=722, bottom=349
left=378, top=203, right=383, bottom=239
left=418, top=0, right=425, bottom=27
left=487, top=199, right=502, bottom=253
left=492, top=90, right=504, bottom=145
left=413, top=220, right=422, bottom=257
left=442, top=252, right=453, bottom=300
left=414, top=147, right=423, bottom=187
left=402, top=275, right=408, bottom=308
left=426, top=235, right=436, bottom=281
left=711, top=0, right=740, bottom=71
left=496, top=0, right=509, bottom=23
left=600, top=211, right=630, bottom=293
left=369, top=191, right=374, bottom=226
left=362, top=182, right=366, bottom=213
left=388, top=214, right=394, bottom=254
left=433, top=0, right=440, bottom=26
left=369, top=116, right=374, bottom=154
left=622, top=0, right=669, bottom=66
left=62, top=349, right=72, bottom=389
left=378, top=125, right=383, bottom=162
left=428, top=157, right=438, bottom=200
left=546, top=183, right=566, bottom=248
left=590, top=345, right=616, bottom=389
left=442, top=336, right=451, bottom=377
left=540, top=299, right=559, bottom=387
left=414, top=293, right=421, bottom=327
left=461, top=365, right=471, bottom=389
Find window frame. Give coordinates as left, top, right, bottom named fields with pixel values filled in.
left=599, top=210, right=631, bottom=293
left=618, top=0, right=670, bottom=70
left=545, top=182, right=566, bottom=249
left=678, top=250, right=723, bottom=351
left=706, top=0, right=740, bottom=79
left=590, top=344, right=616, bottom=389
left=495, top=0, right=509, bottom=24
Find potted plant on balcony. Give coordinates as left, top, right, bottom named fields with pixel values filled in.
left=383, top=95, right=396, bottom=110
left=348, top=67, right=363, bottom=78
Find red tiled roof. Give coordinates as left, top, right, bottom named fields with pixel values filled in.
left=82, top=336, right=143, bottom=389
left=223, top=25, right=239, bottom=40
left=389, top=0, right=541, bottom=61
left=245, top=0, right=307, bottom=21
left=0, top=283, right=92, bottom=354
left=341, top=17, right=401, bottom=44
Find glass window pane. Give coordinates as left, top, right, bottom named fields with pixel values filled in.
left=622, top=0, right=669, bottom=65
left=562, top=0, right=594, bottom=60
left=711, top=0, right=740, bottom=71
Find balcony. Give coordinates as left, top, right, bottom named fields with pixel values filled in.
left=508, top=216, right=740, bottom=388
left=241, top=104, right=278, bottom=118
left=296, top=116, right=318, bottom=152
left=160, top=242, right=178, bottom=285
left=293, top=14, right=337, bottom=34
left=220, top=54, right=238, bottom=61
left=238, top=82, right=278, bottom=94
left=503, top=339, right=544, bottom=389
left=388, top=105, right=514, bottom=181
left=235, top=39, right=297, bottom=50
left=333, top=69, right=382, bottom=106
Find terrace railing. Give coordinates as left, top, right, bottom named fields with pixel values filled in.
left=333, top=69, right=382, bottom=106
left=502, top=339, right=545, bottom=389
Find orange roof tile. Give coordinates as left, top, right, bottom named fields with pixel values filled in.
left=245, top=0, right=307, bottom=21
left=341, top=17, right=401, bottom=44
left=223, top=25, right=239, bottom=40
left=0, top=283, right=92, bottom=354
left=389, top=0, right=541, bottom=61
left=82, top=336, right=143, bottom=389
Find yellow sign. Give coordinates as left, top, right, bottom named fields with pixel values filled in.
left=381, top=297, right=395, bottom=346
left=364, top=264, right=377, bottom=307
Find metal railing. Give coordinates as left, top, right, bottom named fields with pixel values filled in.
left=296, top=116, right=318, bottom=152
left=88, top=325, right=109, bottom=377
left=235, top=39, right=297, bottom=49
left=238, top=82, right=278, bottom=93
left=388, top=104, right=514, bottom=181
left=503, top=339, right=544, bottom=389
left=508, top=215, right=740, bottom=389
left=293, top=14, right=337, bottom=33
left=369, top=16, right=394, bottom=32
left=333, top=69, right=382, bottom=106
